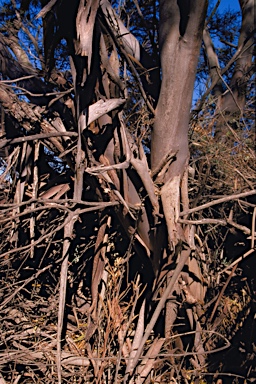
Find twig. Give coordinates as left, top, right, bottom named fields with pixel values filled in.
left=226, top=218, right=250, bottom=235
left=100, top=12, right=155, bottom=115
left=129, top=247, right=191, bottom=376
left=0, top=203, right=119, bottom=259
left=120, top=49, right=155, bottom=115
left=0, top=215, right=68, bottom=260
left=162, top=329, right=230, bottom=356
left=57, top=213, right=77, bottom=384
left=209, top=264, right=237, bottom=323
left=36, top=0, right=58, bottom=18
left=179, top=218, right=250, bottom=235
left=193, top=31, right=255, bottom=113
left=252, top=207, right=256, bottom=249
left=124, top=300, right=145, bottom=377
left=30, top=140, right=40, bottom=258
left=0, top=350, right=90, bottom=367
left=0, top=75, right=36, bottom=83
left=0, top=198, right=118, bottom=209
left=235, top=168, right=255, bottom=189
left=85, top=159, right=129, bottom=174
left=216, top=70, right=243, bottom=115
left=3, top=83, right=73, bottom=98
left=206, top=0, right=221, bottom=24
left=203, top=372, right=245, bottom=380
left=0, top=265, right=52, bottom=310
left=136, top=338, right=165, bottom=383
left=0, top=131, right=78, bottom=149
left=151, top=151, right=178, bottom=178
left=218, top=248, right=255, bottom=276
left=179, top=218, right=226, bottom=225
left=0, top=204, right=71, bottom=224
left=180, top=189, right=256, bottom=217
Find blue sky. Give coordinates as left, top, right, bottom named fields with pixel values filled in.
left=215, top=0, right=240, bottom=12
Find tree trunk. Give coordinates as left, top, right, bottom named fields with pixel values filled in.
left=215, top=0, right=255, bottom=140
left=152, top=0, right=208, bottom=247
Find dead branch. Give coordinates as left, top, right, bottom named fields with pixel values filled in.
left=180, top=190, right=256, bottom=217
left=209, top=264, right=238, bottom=323
left=0, top=265, right=52, bottom=311
left=57, top=213, right=76, bottom=384
left=130, top=247, right=191, bottom=374
left=218, top=248, right=255, bottom=276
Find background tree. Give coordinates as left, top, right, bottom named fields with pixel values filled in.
left=0, top=0, right=255, bottom=383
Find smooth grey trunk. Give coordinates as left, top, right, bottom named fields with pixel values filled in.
left=151, top=0, right=208, bottom=247
left=152, top=0, right=208, bottom=180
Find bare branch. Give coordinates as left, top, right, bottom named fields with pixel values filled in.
left=130, top=247, right=191, bottom=374
left=0, top=265, right=52, bottom=311
left=180, top=190, right=256, bottom=217
left=0, top=132, right=78, bottom=149
left=36, top=0, right=59, bottom=19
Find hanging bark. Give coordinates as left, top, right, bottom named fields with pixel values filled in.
left=1, top=1, right=254, bottom=382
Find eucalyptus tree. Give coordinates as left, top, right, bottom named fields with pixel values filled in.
left=0, top=0, right=255, bottom=382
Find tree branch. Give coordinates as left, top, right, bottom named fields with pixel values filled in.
left=180, top=190, right=256, bottom=217
left=0, top=132, right=78, bottom=149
